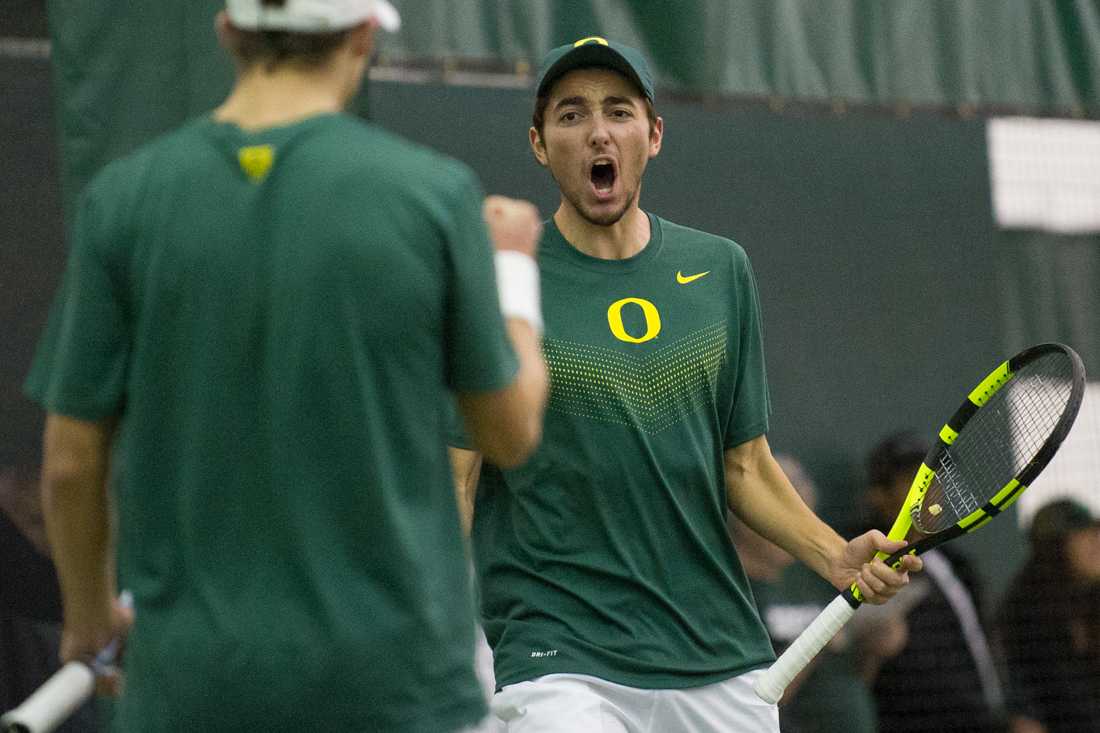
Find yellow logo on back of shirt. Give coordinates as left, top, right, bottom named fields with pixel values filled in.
left=607, top=297, right=661, bottom=344
left=238, top=145, right=275, bottom=183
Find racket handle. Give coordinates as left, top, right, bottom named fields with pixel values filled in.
left=753, top=593, right=857, bottom=704
left=1, top=591, right=131, bottom=733
left=0, top=662, right=95, bottom=733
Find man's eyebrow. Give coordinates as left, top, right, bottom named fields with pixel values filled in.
left=603, top=96, right=636, bottom=107
left=553, top=96, right=589, bottom=111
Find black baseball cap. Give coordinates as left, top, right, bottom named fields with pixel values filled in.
left=535, top=37, right=655, bottom=102
left=1028, top=499, right=1100, bottom=544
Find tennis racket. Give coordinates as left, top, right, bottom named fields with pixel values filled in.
left=1, top=592, right=131, bottom=733
left=754, top=342, right=1086, bottom=704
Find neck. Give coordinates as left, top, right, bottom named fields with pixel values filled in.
left=214, top=63, right=349, bottom=130
left=553, top=200, right=651, bottom=260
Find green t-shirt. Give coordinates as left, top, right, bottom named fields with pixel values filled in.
left=751, top=565, right=878, bottom=733
left=26, top=114, right=516, bottom=732
left=469, top=214, right=774, bottom=690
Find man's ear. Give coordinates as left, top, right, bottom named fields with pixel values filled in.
left=649, top=116, right=664, bottom=159
left=214, top=10, right=235, bottom=53
left=348, top=18, right=378, bottom=59
left=529, top=126, right=549, bottom=167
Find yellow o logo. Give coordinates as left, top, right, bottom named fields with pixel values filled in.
left=574, top=36, right=609, bottom=47
left=607, top=297, right=661, bottom=344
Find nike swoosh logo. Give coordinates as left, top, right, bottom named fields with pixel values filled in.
left=676, top=270, right=710, bottom=284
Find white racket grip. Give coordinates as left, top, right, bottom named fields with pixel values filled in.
left=0, top=662, right=95, bottom=733
left=753, top=594, right=857, bottom=704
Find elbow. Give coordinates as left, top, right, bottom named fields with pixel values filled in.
left=481, top=414, right=543, bottom=469
left=462, top=361, right=548, bottom=469
left=508, top=414, right=544, bottom=467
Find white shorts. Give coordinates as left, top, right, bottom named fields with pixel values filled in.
left=463, top=626, right=506, bottom=733
left=488, top=670, right=779, bottom=733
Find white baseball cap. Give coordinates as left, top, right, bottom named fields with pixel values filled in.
left=226, top=0, right=401, bottom=33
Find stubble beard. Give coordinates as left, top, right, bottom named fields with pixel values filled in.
left=557, top=177, right=638, bottom=227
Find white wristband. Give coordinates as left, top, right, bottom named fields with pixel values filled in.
left=494, top=251, right=543, bottom=335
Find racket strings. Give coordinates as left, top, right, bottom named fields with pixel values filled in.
left=913, top=353, right=1075, bottom=534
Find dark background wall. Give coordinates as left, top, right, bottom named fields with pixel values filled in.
left=1, top=38, right=65, bottom=470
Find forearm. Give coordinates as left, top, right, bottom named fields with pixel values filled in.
left=503, top=317, right=550, bottom=439
left=449, top=447, right=483, bottom=536
left=41, top=415, right=116, bottom=636
left=458, top=319, right=548, bottom=468
left=724, top=437, right=845, bottom=586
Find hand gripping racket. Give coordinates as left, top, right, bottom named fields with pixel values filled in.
left=1, top=592, right=132, bottom=733
left=754, top=343, right=1086, bottom=704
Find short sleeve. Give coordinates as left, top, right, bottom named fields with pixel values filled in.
left=441, top=166, right=519, bottom=393
left=444, top=396, right=474, bottom=450
left=24, top=185, right=130, bottom=420
left=722, top=247, right=770, bottom=448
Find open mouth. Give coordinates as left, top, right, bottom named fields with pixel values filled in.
left=590, top=161, right=617, bottom=193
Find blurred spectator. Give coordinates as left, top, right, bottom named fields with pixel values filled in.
left=1073, top=581, right=1100, bottom=703
left=730, top=454, right=884, bottom=733
left=860, top=432, right=1007, bottom=733
left=998, top=498, right=1100, bottom=733
left=0, top=463, right=96, bottom=731
left=1075, top=581, right=1100, bottom=675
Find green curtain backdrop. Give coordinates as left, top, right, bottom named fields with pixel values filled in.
left=384, top=0, right=1100, bottom=112
left=48, top=1, right=1100, bottom=221
left=997, top=231, right=1100, bottom=368
left=47, top=1, right=232, bottom=220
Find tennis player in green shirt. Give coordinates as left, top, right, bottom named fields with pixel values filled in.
left=450, top=37, right=921, bottom=732
left=27, top=2, right=548, bottom=731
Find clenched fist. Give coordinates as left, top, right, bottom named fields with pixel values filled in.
left=483, top=196, right=542, bottom=258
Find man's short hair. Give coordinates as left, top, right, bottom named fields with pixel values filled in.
left=228, top=0, right=351, bottom=70
left=231, top=27, right=352, bottom=70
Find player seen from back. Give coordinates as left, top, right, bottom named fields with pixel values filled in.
left=26, top=1, right=547, bottom=731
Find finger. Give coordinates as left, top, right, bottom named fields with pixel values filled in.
left=868, top=530, right=909, bottom=554
left=869, top=563, right=895, bottom=591
left=865, top=560, right=912, bottom=603
left=60, top=638, right=102, bottom=667
left=898, top=554, right=923, bottom=573
left=854, top=575, right=878, bottom=604
left=871, top=556, right=912, bottom=587
left=857, top=563, right=888, bottom=601
left=95, top=666, right=124, bottom=698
